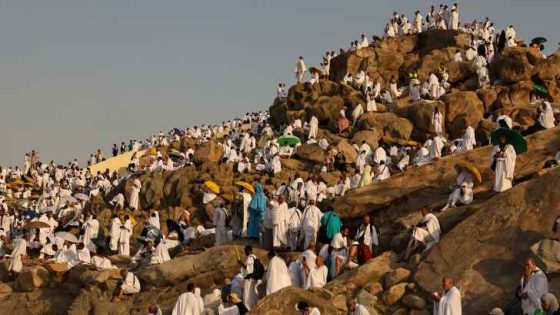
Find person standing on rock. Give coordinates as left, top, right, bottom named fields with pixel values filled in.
left=294, top=56, right=307, bottom=84
left=118, top=215, right=133, bottom=256
left=301, top=199, right=323, bottom=248
left=433, top=276, right=462, bottom=315
left=355, top=215, right=379, bottom=256
left=8, top=232, right=28, bottom=278
left=308, top=115, right=319, bottom=140
left=213, top=200, right=228, bottom=246
left=460, top=121, right=476, bottom=152
left=247, top=183, right=267, bottom=240
left=432, top=107, right=444, bottom=135
left=271, top=194, right=289, bottom=249
left=237, top=245, right=258, bottom=310
left=265, top=250, right=291, bottom=295
left=519, top=258, right=548, bottom=315
left=171, top=283, right=203, bottom=315
left=128, top=178, right=141, bottom=210
left=490, top=134, right=516, bottom=192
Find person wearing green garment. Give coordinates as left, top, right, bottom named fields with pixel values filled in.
left=319, top=207, right=343, bottom=243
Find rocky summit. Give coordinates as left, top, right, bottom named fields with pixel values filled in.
left=2, top=5, right=560, bottom=315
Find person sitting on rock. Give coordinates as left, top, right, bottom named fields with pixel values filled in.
left=441, top=169, right=474, bottom=211
left=114, top=268, right=141, bottom=301
left=404, top=208, right=441, bottom=260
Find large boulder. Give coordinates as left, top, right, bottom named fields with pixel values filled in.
left=357, top=112, right=413, bottom=145
left=325, top=251, right=398, bottom=296
left=439, top=91, right=485, bottom=139
left=490, top=47, right=541, bottom=84
left=194, top=140, right=223, bottom=164
left=531, top=239, right=560, bottom=274
left=414, top=168, right=560, bottom=314
left=404, top=100, right=445, bottom=141
left=307, top=95, right=346, bottom=132
left=252, top=286, right=339, bottom=314
left=335, top=139, right=358, bottom=164
left=138, top=245, right=268, bottom=287
left=296, top=144, right=326, bottom=165
left=14, top=266, right=50, bottom=292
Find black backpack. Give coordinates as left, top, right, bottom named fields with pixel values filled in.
left=250, top=258, right=265, bottom=280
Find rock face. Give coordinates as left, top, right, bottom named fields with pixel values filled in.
left=414, top=168, right=560, bottom=314
left=14, top=266, right=50, bottom=292
left=139, top=245, right=268, bottom=288
left=252, top=286, right=339, bottom=314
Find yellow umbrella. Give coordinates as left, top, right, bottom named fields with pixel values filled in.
left=455, top=162, right=482, bottom=184
left=234, top=181, right=255, bottom=194
left=204, top=181, right=220, bottom=194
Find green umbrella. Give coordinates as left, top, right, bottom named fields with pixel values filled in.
left=491, top=128, right=527, bottom=155
left=533, top=84, right=549, bottom=95
left=277, top=135, right=301, bottom=146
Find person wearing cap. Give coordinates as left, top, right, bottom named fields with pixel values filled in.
left=296, top=301, right=321, bottom=315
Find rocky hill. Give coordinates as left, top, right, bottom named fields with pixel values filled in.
left=1, top=29, right=560, bottom=315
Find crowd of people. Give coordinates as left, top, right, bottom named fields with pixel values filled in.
left=0, top=3, right=559, bottom=315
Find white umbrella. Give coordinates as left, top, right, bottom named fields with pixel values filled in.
left=61, top=195, right=78, bottom=203
left=74, top=193, right=89, bottom=201
left=55, top=232, right=79, bottom=243
left=41, top=206, right=57, bottom=213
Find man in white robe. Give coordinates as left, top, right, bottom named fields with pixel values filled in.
left=109, top=215, right=122, bottom=252
left=538, top=101, right=555, bottom=129
left=83, top=215, right=100, bottom=252
left=213, top=203, right=228, bottom=246
left=490, top=136, right=516, bottom=192
left=301, top=200, right=323, bottom=248
left=405, top=208, right=441, bottom=259
left=347, top=298, right=371, bottom=315
left=271, top=195, right=289, bottom=248
left=265, top=251, right=291, bottom=295
left=303, top=256, right=328, bottom=289
left=128, top=179, right=141, bottom=210
left=429, top=135, right=445, bottom=160
left=460, top=122, right=476, bottom=152
left=115, top=269, right=141, bottom=301
left=172, top=283, right=203, bottom=315
left=8, top=234, right=28, bottom=276
left=295, top=56, right=307, bottom=84
left=373, top=146, right=387, bottom=165
left=270, top=154, right=282, bottom=175
left=373, top=161, right=391, bottom=182
left=287, top=206, right=302, bottom=251
left=237, top=246, right=257, bottom=310
left=118, top=216, right=133, bottom=256
left=308, top=116, right=319, bottom=140
left=519, top=258, right=548, bottom=315
left=433, top=277, right=462, bottom=315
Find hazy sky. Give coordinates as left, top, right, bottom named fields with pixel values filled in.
left=2, top=0, right=559, bottom=167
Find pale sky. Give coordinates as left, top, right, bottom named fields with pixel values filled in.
left=2, top=0, right=559, bottom=167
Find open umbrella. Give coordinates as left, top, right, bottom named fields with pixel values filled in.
left=168, top=150, right=183, bottom=159
left=204, top=181, right=220, bottom=194
left=531, top=37, right=547, bottom=44
left=24, top=221, right=51, bottom=229
left=533, top=84, right=549, bottom=95
left=278, top=135, right=301, bottom=146
left=491, top=128, right=528, bottom=155
left=454, top=162, right=482, bottom=184
left=55, top=231, right=79, bottom=243
left=41, top=206, right=57, bottom=213
left=61, top=195, right=78, bottom=203
left=74, top=193, right=89, bottom=201
left=21, top=210, right=38, bottom=219
left=234, top=181, right=255, bottom=194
